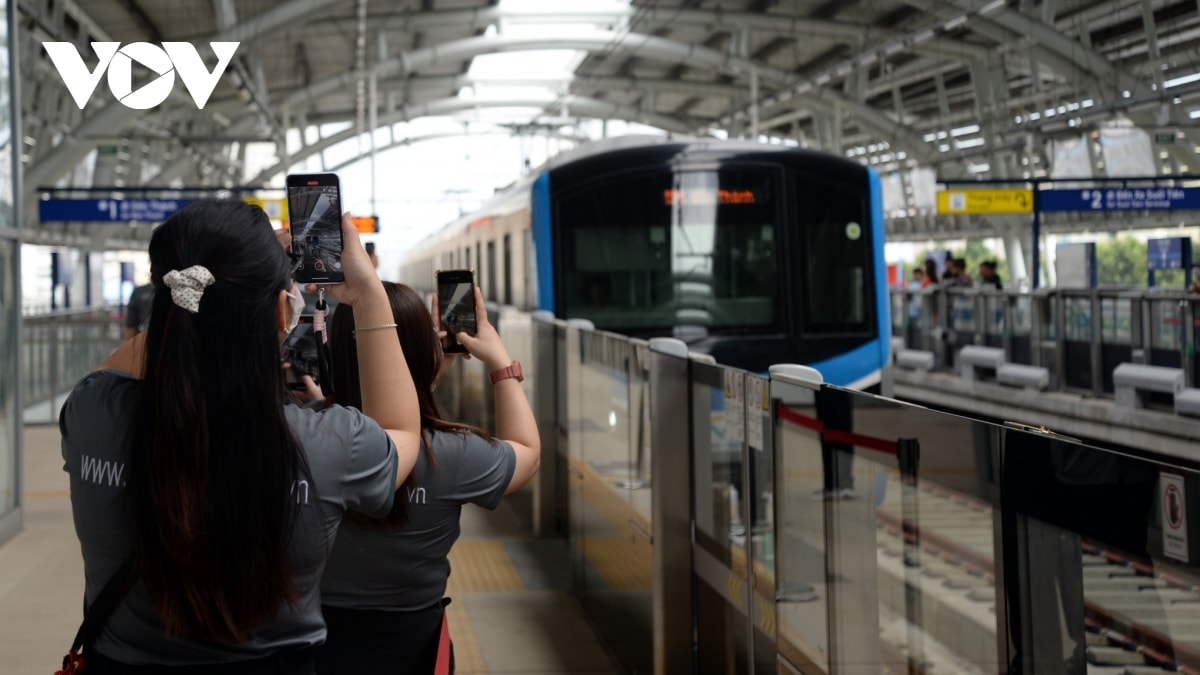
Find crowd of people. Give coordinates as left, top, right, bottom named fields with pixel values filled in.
left=60, top=199, right=538, bottom=674
left=909, top=256, right=1004, bottom=291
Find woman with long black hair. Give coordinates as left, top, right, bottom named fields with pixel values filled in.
left=59, top=200, right=423, bottom=673
left=315, top=282, right=540, bottom=674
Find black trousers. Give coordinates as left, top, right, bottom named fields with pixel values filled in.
left=314, top=603, right=453, bottom=675
left=85, top=648, right=314, bottom=674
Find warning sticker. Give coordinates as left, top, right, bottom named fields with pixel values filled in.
left=746, top=375, right=766, bottom=451
left=1161, top=473, right=1188, bottom=563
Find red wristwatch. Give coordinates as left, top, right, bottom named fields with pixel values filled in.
left=489, top=360, right=524, bottom=384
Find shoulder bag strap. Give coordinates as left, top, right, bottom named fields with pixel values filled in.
left=68, top=561, right=133, bottom=655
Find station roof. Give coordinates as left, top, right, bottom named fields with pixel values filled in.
left=18, top=0, right=1200, bottom=247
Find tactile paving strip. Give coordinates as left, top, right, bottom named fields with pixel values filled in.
left=447, top=540, right=525, bottom=593
left=577, top=536, right=652, bottom=590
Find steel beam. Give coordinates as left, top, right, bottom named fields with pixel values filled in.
left=248, top=95, right=698, bottom=185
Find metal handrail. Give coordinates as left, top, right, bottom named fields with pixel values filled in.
left=21, top=308, right=124, bottom=423
left=889, top=286, right=1200, bottom=393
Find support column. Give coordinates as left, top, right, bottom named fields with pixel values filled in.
left=1003, top=229, right=1029, bottom=289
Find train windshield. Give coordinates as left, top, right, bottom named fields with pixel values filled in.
left=557, top=168, right=780, bottom=334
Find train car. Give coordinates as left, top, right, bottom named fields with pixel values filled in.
left=400, top=136, right=890, bottom=389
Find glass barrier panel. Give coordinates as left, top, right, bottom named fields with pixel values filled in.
left=891, top=292, right=905, bottom=332
left=1064, top=296, right=1093, bottom=343
left=573, top=330, right=654, bottom=672
left=951, top=292, right=976, bottom=333
left=999, top=430, right=1200, bottom=674
left=1013, top=296, right=1032, bottom=337
left=772, top=378, right=830, bottom=673
left=836, top=389, right=1002, bottom=674
left=0, top=239, right=14, bottom=517
left=694, top=362, right=752, bottom=675
left=1148, top=299, right=1184, bottom=370
left=1063, top=296, right=1094, bottom=391
left=984, top=295, right=1005, bottom=336
left=1099, top=298, right=1134, bottom=394
left=1100, top=297, right=1133, bottom=345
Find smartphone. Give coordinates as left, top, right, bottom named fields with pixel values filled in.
left=282, top=315, right=319, bottom=391
left=436, top=269, right=477, bottom=354
left=286, top=173, right=345, bottom=284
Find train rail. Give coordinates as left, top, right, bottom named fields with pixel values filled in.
left=870, top=477, right=1200, bottom=674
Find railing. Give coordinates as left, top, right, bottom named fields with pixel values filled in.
left=21, top=308, right=124, bottom=424
left=891, top=286, right=1200, bottom=396
left=439, top=304, right=1200, bottom=674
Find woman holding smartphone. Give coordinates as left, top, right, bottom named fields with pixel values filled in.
left=59, top=201, right=423, bottom=674
left=315, top=283, right=541, bottom=674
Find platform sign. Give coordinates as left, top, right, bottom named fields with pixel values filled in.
left=39, top=197, right=192, bottom=222
left=352, top=215, right=379, bottom=233
left=1147, top=237, right=1187, bottom=271
left=1161, top=473, right=1188, bottom=563
left=242, top=196, right=287, bottom=222
left=1040, top=187, right=1200, bottom=212
left=937, top=189, right=1033, bottom=214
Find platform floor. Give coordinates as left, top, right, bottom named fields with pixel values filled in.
left=0, top=424, right=620, bottom=675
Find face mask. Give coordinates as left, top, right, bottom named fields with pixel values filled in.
left=285, top=286, right=304, bottom=335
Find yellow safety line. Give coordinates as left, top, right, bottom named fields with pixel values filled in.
left=26, top=489, right=69, bottom=498
left=577, top=536, right=651, bottom=589
left=446, top=540, right=524, bottom=593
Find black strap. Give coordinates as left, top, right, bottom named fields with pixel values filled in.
left=71, top=560, right=133, bottom=653
left=314, top=292, right=334, bottom=400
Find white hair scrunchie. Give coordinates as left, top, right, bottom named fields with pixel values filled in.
left=163, top=265, right=216, bottom=314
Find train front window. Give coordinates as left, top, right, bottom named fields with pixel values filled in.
left=557, top=169, right=779, bottom=333
left=795, top=173, right=872, bottom=335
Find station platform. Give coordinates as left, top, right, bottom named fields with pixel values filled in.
left=0, top=425, right=620, bottom=675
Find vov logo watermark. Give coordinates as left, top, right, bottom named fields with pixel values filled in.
left=43, top=42, right=239, bottom=110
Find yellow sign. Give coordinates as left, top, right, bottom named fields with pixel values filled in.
left=242, top=196, right=288, bottom=222
left=937, top=189, right=1033, bottom=215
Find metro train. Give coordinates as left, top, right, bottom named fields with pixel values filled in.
left=399, top=136, right=890, bottom=388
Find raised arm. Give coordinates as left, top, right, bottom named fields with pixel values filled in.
left=454, top=287, right=540, bottom=494
left=321, top=214, right=422, bottom=489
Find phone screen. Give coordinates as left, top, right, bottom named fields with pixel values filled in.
left=282, top=316, right=318, bottom=390
left=287, top=174, right=344, bottom=283
left=437, top=271, right=477, bottom=353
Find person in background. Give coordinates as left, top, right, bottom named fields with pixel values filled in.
left=979, top=260, right=1004, bottom=290
left=365, top=241, right=379, bottom=270
left=955, top=258, right=973, bottom=286
left=921, top=259, right=940, bottom=288
left=943, top=257, right=973, bottom=287
left=123, top=282, right=155, bottom=339
left=317, top=283, right=540, bottom=674
left=908, top=268, right=925, bottom=290
left=60, top=201, right=424, bottom=674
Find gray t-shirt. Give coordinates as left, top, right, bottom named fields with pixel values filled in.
left=59, top=369, right=399, bottom=665
left=320, top=430, right=516, bottom=611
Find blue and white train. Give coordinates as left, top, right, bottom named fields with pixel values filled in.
left=399, top=136, right=890, bottom=389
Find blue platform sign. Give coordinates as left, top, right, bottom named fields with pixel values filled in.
left=1040, top=187, right=1200, bottom=212
left=1148, top=237, right=1187, bottom=271
left=39, top=198, right=192, bottom=222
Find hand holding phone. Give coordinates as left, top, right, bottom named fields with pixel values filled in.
left=287, top=173, right=345, bottom=284
left=448, top=286, right=513, bottom=371
left=436, top=269, right=477, bottom=354
left=282, top=315, right=320, bottom=392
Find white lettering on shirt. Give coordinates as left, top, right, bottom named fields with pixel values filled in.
left=80, top=454, right=126, bottom=487
left=291, top=479, right=310, bottom=505
left=406, top=486, right=426, bottom=504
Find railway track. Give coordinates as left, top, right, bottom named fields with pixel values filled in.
left=870, top=476, right=1199, bottom=674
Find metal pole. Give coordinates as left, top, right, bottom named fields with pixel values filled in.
left=750, top=66, right=759, bottom=139
left=897, top=437, right=922, bottom=674
left=1031, top=189, right=1041, bottom=290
